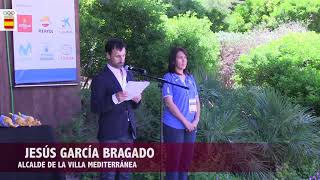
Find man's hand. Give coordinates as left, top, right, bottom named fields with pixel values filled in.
left=132, top=94, right=142, bottom=103
left=116, top=91, right=128, bottom=103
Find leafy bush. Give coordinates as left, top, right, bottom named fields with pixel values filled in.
left=134, top=82, right=161, bottom=142
left=80, top=0, right=168, bottom=77
left=204, top=8, right=229, bottom=32
left=195, top=70, right=320, bottom=179
left=227, top=0, right=320, bottom=32
left=218, top=22, right=307, bottom=87
left=194, top=69, right=257, bottom=143
left=245, top=87, right=320, bottom=165
left=235, top=32, right=320, bottom=115
left=189, top=172, right=239, bottom=180
left=200, top=0, right=245, bottom=31
left=133, top=172, right=160, bottom=180
left=79, top=0, right=106, bottom=77
left=163, top=0, right=206, bottom=18
left=56, top=89, right=98, bottom=143
left=218, top=22, right=307, bottom=54
left=275, top=143, right=320, bottom=179
left=163, top=0, right=232, bottom=32
left=200, top=0, right=243, bottom=14
left=275, top=163, right=301, bottom=180
left=164, top=13, right=220, bottom=72
left=80, top=0, right=221, bottom=77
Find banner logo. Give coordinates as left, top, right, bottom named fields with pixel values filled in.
left=58, top=17, right=72, bottom=33
left=19, top=43, right=32, bottom=56
left=18, top=15, right=32, bottom=32
left=40, top=16, right=50, bottom=27
left=38, top=16, right=53, bottom=33
left=0, top=9, right=17, bottom=31
left=59, top=44, right=74, bottom=60
left=40, top=43, right=55, bottom=60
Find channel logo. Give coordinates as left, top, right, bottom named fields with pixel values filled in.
left=18, top=15, right=32, bottom=32
left=0, top=9, right=17, bottom=31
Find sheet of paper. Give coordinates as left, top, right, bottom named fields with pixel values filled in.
left=124, top=81, right=150, bottom=100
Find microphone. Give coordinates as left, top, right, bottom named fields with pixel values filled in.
left=125, top=65, right=147, bottom=75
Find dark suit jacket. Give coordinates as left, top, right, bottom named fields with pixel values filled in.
left=90, top=65, right=139, bottom=141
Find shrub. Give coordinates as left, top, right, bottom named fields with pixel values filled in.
left=163, top=0, right=234, bottom=32
left=218, top=22, right=307, bottom=87
left=195, top=70, right=320, bottom=179
left=200, top=0, right=243, bottom=14
left=80, top=0, right=168, bottom=77
left=189, top=172, right=239, bottom=180
left=227, top=0, right=320, bottom=32
left=56, top=89, right=98, bottom=143
left=201, top=0, right=245, bottom=31
left=133, top=172, right=160, bottom=180
left=218, top=22, right=307, bottom=54
left=163, top=0, right=206, bottom=18
left=164, top=13, right=220, bottom=72
left=80, top=0, right=221, bottom=77
left=235, top=32, right=320, bottom=115
left=134, top=82, right=161, bottom=142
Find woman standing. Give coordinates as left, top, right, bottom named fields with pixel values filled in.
left=162, top=47, right=201, bottom=180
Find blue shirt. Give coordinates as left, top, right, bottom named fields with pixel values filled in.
left=162, top=72, right=199, bottom=129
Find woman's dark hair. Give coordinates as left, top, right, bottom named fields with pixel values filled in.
left=105, top=38, right=126, bottom=55
left=168, top=47, right=189, bottom=74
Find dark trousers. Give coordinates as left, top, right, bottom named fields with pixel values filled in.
left=163, top=123, right=196, bottom=180
left=100, top=128, right=134, bottom=180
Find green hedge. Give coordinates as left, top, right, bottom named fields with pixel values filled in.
left=227, top=0, right=320, bottom=32
left=80, top=0, right=221, bottom=77
left=164, top=13, right=220, bottom=72
left=163, top=0, right=230, bottom=32
left=80, top=0, right=168, bottom=77
left=235, top=32, right=320, bottom=114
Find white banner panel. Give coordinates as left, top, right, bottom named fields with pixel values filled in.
left=12, top=0, right=77, bottom=84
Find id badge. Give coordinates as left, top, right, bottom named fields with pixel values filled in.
left=189, top=98, right=197, bottom=112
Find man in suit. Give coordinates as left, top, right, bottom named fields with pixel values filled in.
left=91, top=38, right=141, bottom=180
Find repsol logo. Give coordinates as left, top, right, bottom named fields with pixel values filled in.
left=38, top=29, right=53, bottom=33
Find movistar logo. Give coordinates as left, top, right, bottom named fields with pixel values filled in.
left=19, top=43, right=32, bottom=56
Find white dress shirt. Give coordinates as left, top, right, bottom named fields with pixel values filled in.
left=107, top=64, right=127, bottom=104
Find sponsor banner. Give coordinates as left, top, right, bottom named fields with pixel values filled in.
left=12, top=0, right=77, bottom=84
left=0, top=143, right=276, bottom=172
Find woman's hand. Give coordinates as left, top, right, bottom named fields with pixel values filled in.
left=183, top=120, right=196, bottom=132
left=191, top=119, right=199, bottom=129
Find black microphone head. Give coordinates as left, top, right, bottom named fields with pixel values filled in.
left=124, top=65, right=131, bottom=70
left=124, top=65, right=147, bottom=75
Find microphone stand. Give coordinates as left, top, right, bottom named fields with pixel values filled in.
left=131, top=71, right=188, bottom=180
left=141, top=73, right=189, bottom=90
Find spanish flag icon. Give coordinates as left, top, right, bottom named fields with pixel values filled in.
left=4, top=18, right=14, bottom=29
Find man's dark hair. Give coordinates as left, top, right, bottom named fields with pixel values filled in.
left=168, top=47, right=189, bottom=74
left=105, top=38, right=126, bottom=55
